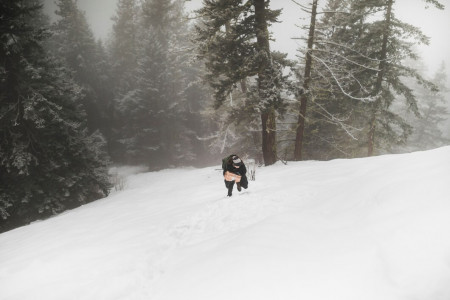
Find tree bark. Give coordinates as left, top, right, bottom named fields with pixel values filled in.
left=293, top=0, right=318, bottom=161
left=367, top=0, right=393, bottom=156
left=255, top=0, right=277, bottom=165
left=261, top=108, right=276, bottom=165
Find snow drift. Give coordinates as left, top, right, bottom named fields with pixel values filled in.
left=1, top=147, right=450, bottom=300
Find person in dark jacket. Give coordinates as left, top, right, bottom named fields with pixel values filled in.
left=223, top=155, right=248, bottom=197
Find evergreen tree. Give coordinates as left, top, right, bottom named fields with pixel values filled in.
left=0, top=0, right=110, bottom=232
left=109, top=0, right=138, bottom=85
left=108, top=0, right=139, bottom=161
left=361, top=0, right=443, bottom=155
left=293, top=0, right=318, bottom=161
left=167, top=0, right=211, bottom=165
left=298, top=0, right=375, bottom=159
left=395, top=62, right=450, bottom=151
left=92, top=39, right=115, bottom=153
left=196, top=0, right=288, bottom=166
left=182, top=57, right=220, bottom=166
left=49, top=0, right=111, bottom=138
left=113, top=0, right=195, bottom=168
left=296, top=0, right=444, bottom=159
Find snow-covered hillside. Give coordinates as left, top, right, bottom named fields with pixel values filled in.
left=1, top=147, right=450, bottom=300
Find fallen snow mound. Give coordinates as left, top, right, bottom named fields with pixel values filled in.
left=1, top=147, right=450, bottom=300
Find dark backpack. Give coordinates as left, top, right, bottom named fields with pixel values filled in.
left=222, top=154, right=237, bottom=171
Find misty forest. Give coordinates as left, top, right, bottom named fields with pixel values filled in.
left=1, top=0, right=448, bottom=232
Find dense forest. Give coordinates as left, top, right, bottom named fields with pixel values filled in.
left=1, top=0, right=448, bottom=232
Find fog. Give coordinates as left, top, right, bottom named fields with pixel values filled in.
left=43, top=0, right=450, bottom=78
left=3, top=0, right=448, bottom=233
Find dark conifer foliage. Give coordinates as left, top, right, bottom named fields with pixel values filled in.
left=195, top=0, right=290, bottom=165
left=49, top=0, right=113, bottom=140
left=110, top=0, right=201, bottom=168
left=392, top=62, right=450, bottom=152
left=0, top=0, right=110, bottom=232
left=108, top=0, right=139, bottom=161
left=349, top=0, right=443, bottom=156
left=296, top=0, right=444, bottom=159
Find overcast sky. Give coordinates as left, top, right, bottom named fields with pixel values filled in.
left=43, top=0, right=450, bottom=77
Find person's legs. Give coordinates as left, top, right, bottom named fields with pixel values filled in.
left=225, top=180, right=235, bottom=196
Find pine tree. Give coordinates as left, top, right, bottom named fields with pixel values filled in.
left=182, top=57, right=219, bottom=166
left=49, top=0, right=111, bottom=137
left=296, top=0, right=444, bottom=159
left=196, top=0, right=287, bottom=166
left=92, top=40, right=115, bottom=153
left=293, top=0, right=318, bottom=161
left=108, top=0, right=139, bottom=161
left=109, top=0, right=139, bottom=85
left=362, top=0, right=443, bottom=156
left=297, top=0, right=375, bottom=159
left=395, top=62, right=450, bottom=151
left=166, top=0, right=207, bottom=165
left=0, top=0, right=110, bottom=232
left=112, top=0, right=195, bottom=168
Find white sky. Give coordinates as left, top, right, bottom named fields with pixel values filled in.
left=42, top=0, right=450, bottom=76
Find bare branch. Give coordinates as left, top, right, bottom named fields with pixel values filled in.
left=291, top=0, right=312, bottom=11
left=315, top=39, right=382, bottom=62
left=311, top=132, right=352, bottom=156
left=310, top=101, right=362, bottom=140
left=313, top=48, right=380, bottom=72
left=311, top=54, right=376, bottom=102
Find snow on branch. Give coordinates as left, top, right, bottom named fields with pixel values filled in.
left=312, top=48, right=380, bottom=72
left=311, top=54, right=377, bottom=102
left=315, top=39, right=383, bottom=63
left=311, top=101, right=362, bottom=140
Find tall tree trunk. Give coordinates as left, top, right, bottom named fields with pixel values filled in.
left=367, top=0, right=393, bottom=156
left=261, top=108, right=276, bottom=164
left=255, top=0, right=277, bottom=165
left=293, top=0, right=318, bottom=161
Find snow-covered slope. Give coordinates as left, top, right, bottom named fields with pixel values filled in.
left=1, top=147, right=450, bottom=300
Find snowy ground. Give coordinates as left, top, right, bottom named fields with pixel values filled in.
left=1, top=147, right=450, bottom=300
